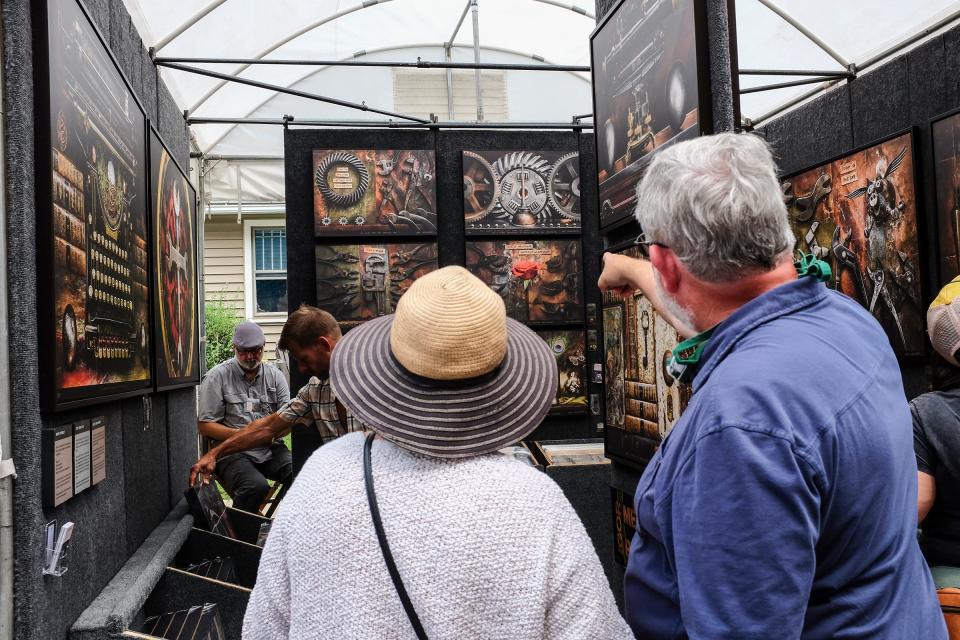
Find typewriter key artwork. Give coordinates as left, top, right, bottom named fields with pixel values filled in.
left=313, top=149, right=437, bottom=236
left=538, top=330, right=588, bottom=413
left=42, top=0, right=151, bottom=408
left=315, top=243, right=438, bottom=323
left=465, top=239, right=582, bottom=323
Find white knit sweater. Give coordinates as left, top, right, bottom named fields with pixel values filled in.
left=242, top=432, right=633, bottom=639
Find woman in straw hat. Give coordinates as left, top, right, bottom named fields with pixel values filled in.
left=243, top=266, right=632, bottom=640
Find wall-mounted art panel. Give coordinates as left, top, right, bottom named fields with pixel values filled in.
left=465, top=239, right=582, bottom=324
left=462, top=150, right=581, bottom=233
left=149, top=126, right=200, bottom=391
left=315, top=242, right=438, bottom=323
left=313, top=149, right=437, bottom=236
left=781, top=130, right=923, bottom=356
left=538, top=330, right=588, bottom=414
left=932, top=109, right=960, bottom=286
left=591, top=0, right=709, bottom=228
left=43, top=0, right=151, bottom=409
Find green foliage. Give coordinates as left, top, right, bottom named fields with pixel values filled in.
left=204, top=296, right=241, bottom=370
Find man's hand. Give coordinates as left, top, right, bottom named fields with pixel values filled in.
left=189, top=450, right=219, bottom=487
left=599, top=252, right=650, bottom=297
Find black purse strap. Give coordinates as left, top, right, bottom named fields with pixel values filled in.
left=363, top=433, right=429, bottom=640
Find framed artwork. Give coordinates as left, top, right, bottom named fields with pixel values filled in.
left=590, top=0, right=712, bottom=228
left=931, top=108, right=960, bottom=286
left=149, top=125, right=200, bottom=391
left=37, top=0, right=152, bottom=410
left=781, top=129, right=924, bottom=357
left=465, top=239, right=582, bottom=324
left=313, top=149, right=437, bottom=236
left=602, top=244, right=691, bottom=468
left=314, top=242, right=438, bottom=323
left=462, top=150, right=581, bottom=233
left=537, top=330, right=588, bottom=414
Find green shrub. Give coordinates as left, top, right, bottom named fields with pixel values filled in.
left=204, top=296, right=241, bottom=370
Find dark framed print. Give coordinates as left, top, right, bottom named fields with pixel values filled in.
left=149, top=125, right=200, bottom=391
left=781, top=129, right=924, bottom=358
left=537, top=330, right=588, bottom=414
left=462, top=150, right=581, bottom=234
left=590, top=0, right=712, bottom=228
left=36, top=0, right=152, bottom=410
left=313, top=149, right=437, bottom=236
left=931, top=107, right=960, bottom=286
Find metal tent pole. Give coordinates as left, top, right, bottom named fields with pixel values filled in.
left=153, top=55, right=589, bottom=72
left=471, top=0, right=484, bottom=121
left=755, top=0, right=851, bottom=70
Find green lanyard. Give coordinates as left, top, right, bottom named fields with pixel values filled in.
left=666, top=254, right=832, bottom=383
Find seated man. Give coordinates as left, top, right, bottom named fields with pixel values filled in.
left=190, top=305, right=361, bottom=486
left=197, top=321, right=291, bottom=514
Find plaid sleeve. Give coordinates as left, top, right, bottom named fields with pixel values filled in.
left=277, top=382, right=315, bottom=426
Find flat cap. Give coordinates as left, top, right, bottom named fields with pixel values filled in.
left=233, top=321, right=266, bottom=349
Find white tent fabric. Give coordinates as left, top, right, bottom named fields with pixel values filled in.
left=124, top=0, right=960, bottom=203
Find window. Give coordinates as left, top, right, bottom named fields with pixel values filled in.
left=253, top=227, right=287, bottom=314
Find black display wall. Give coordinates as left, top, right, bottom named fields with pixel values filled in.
left=284, top=127, right=604, bottom=471
left=2, top=0, right=193, bottom=638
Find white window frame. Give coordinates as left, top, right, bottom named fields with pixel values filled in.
left=242, top=218, right=288, bottom=320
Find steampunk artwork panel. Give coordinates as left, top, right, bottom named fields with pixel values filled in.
left=537, top=330, right=588, bottom=414
left=465, top=240, right=582, bottom=323
left=782, top=131, right=923, bottom=356
left=150, top=127, right=200, bottom=391
left=591, top=0, right=706, bottom=228
left=462, top=150, right=581, bottom=233
left=315, top=242, right=438, bottom=323
left=932, top=109, right=960, bottom=286
left=43, top=0, right=151, bottom=408
left=312, top=149, right=437, bottom=236
left=602, top=245, right=691, bottom=468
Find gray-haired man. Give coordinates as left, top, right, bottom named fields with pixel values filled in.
left=600, top=133, right=945, bottom=639
left=197, top=321, right=291, bottom=513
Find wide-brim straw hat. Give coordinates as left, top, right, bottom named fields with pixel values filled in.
left=330, top=266, right=558, bottom=458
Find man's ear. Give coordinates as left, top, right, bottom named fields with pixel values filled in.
left=318, top=335, right=333, bottom=352
left=649, top=245, right=682, bottom=294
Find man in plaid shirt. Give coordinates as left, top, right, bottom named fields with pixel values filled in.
left=189, top=305, right=362, bottom=486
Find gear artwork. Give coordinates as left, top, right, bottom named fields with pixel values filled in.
left=463, top=151, right=500, bottom=222
left=494, top=152, right=551, bottom=220
left=547, top=152, right=581, bottom=221
left=338, top=216, right=350, bottom=226
left=321, top=217, right=332, bottom=226
left=314, top=151, right=370, bottom=208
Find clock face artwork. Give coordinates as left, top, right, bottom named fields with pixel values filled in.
left=462, top=150, right=581, bottom=233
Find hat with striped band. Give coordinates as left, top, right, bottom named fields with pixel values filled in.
left=329, top=266, right=558, bottom=458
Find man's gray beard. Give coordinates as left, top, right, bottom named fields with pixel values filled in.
left=235, top=356, right=261, bottom=372
left=653, top=269, right=698, bottom=333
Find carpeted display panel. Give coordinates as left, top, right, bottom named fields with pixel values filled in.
left=166, top=387, right=201, bottom=510
left=124, top=396, right=171, bottom=556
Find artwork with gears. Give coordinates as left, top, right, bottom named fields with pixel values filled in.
left=314, top=242, right=438, bottom=324
left=43, top=0, right=152, bottom=408
left=602, top=244, right=691, bottom=468
left=537, top=330, right=588, bottom=414
left=465, top=239, right=582, bottom=323
left=313, top=149, right=437, bottom=236
left=462, top=150, right=581, bottom=233
left=150, top=126, right=200, bottom=391
left=781, top=131, right=923, bottom=356
left=932, top=109, right=960, bottom=287
left=591, top=0, right=706, bottom=228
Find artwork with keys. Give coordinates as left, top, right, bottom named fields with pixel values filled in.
left=150, top=126, right=200, bottom=391
left=314, top=242, right=438, bottom=324
left=313, top=149, right=437, bottom=236
left=781, top=130, right=923, bottom=356
left=932, top=109, right=960, bottom=287
left=462, top=150, right=581, bottom=233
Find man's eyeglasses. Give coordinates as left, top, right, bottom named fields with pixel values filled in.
left=236, top=346, right=264, bottom=356
left=632, top=231, right=670, bottom=252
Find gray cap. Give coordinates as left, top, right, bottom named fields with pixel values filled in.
left=233, top=321, right=266, bottom=349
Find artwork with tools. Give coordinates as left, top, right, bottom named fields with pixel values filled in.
left=538, top=330, right=588, bottom=413
left=465, top=239, right=582, bottom=323
left=314, top=242, right=438, bottom=323
left=313, top=149, right=437, bottom=236
left=932, top=109, right=960, bottom=286
left=781, top=131, right=923, bottom=356
left=602, top=245, right=691, bottom=467
left=591, top=0, right=705, bottom=228
left=150, top=127, right=199, bottom=391
left=43, top=0, right=151, bottom=408
left=462, top=150, right=582, bottom=233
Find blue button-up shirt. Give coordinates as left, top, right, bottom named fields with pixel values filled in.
left=624, top=276, right=946, bottom=639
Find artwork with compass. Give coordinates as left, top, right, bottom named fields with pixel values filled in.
left=602, top=244, right=691, bottom=468
left=781, top=131, right=923, bottom=356
left=312, top=149, right=437, bottom=236
left=314, top=242, right=438, bottom=324
left=465, top=240, right=582, bottom=323
left=537, top=330, right=588, bottom=414
left=462, top=150, right=581, bottom=233
left=932, top=109, right=960, bottom=287
left=43, top=0, right=152, bottom=408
